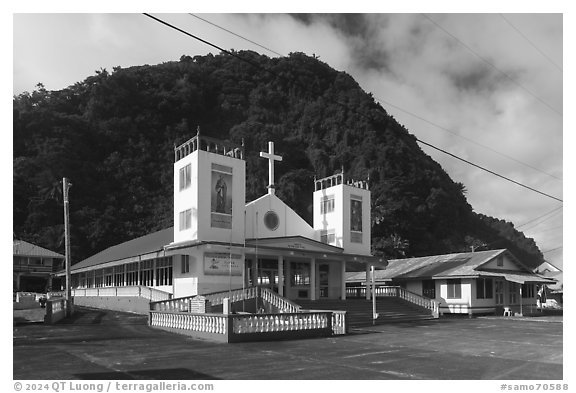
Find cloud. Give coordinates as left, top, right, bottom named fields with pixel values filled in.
left=12, top=13, right=563, bottom=267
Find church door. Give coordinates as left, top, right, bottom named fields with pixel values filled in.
left=319, top=264, right=329, bottom=298
left=258, top=259, right=279, bottom=293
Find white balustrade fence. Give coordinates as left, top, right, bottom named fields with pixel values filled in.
left=149, top=310, right=337, bottom=342
left=346, top=285, right=439, bottom=318
left=150, top=286, right=302, bottom=314
left=71, top=286, right=172, bottom=302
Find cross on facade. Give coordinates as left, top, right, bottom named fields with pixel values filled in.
left=259, top=141, right=283, bottom=195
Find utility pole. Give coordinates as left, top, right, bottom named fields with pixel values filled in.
left=371, top=265, right=378, bottom=325
left=63, top=177, right=72, bottom=317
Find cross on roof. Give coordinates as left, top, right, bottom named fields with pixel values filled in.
left=259, top=141, right=283, bottom=195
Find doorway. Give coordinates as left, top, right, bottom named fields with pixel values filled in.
left=319, top=264, right=329, bottom=298
left=422, top=279, right=436, bottom=299
left=247, top=258, right=279, bottom=293
left=495, top=280, right=505, bottom=305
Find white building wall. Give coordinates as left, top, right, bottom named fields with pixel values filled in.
left=173, top=152, right=199, bottom=244
left=405, top=281, right=421, bottom=296
left=313, top=185, right=344, bottom=247
left=482, top=253, right=521, bottom=270
left=245, top=194, right=317, bottom=240
left=196, top=150, right=246, bottom=245
left=341, top=185, right=371, bottom=256
left=168, top=247, right=245, bottom=299
left=313, top=183, right=371, bottom=255
left=173, top=149, right=246, bottom=246
left=438, top=279, right=473, bottom=314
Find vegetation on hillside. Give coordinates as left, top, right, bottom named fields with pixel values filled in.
left=13, top=51, right=544, bottom=267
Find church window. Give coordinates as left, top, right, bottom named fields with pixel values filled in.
left=476, top=278, right=493, bottom=299
left=79, top=273, right=86, bottom=288
left=320, top=229, right=335, bottom=244
left=94, top=270, right=103, bottom=288
left=113, top=266, right=124, bottom=286
left=104, top=268, right=114, bottom=287
left=447, top=279, right=461, bottom=299
left=179, top=164, right=191, bottom=191
left=264, top=211, right=279, bottom=231
left=290, top=262, right=310, bottom=286
left=126, top=262, right=139, bottom=286
left=350, top=196, right=363, bottom=242
left=320, top=195, right=335, bottom=214
left=140, top=260, right=154, bottom=287
left=182, top=255, right=190, bottom=274
left=179, top=209, right=192, bottom=231
left=155, top=257, right=173, bottom=286
left=87, top=270, right=95, bottom=288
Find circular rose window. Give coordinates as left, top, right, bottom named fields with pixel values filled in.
left=264, top=211, right=279, bottom=231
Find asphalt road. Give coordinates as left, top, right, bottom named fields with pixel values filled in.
left=13, top=307, right=562, bottom=380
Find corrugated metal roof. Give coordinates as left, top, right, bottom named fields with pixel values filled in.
left=471, top=271, right=556, bottom=284
left=395, top=257, right=472, bottom=278
left=346, top=249, right=535, bottom=282
left=13, top=240, right=64, bottom=258
left=71, top=227, right=173, bottom=271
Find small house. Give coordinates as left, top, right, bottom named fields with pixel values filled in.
left=347, top=249, right=556, bottom=316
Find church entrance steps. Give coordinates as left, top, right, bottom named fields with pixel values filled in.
left=150, top=286, right=301, bottom=314
left=148, top=286, right=346, bottom=342
left=346, top=286, right=440, bottom=318
left=297, top=298, right=436, bottom=327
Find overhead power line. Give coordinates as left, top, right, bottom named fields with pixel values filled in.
left=524, top=225, right=563, bottom=236
left=143, top=13, right=564, bottom=204
left=188, top=13, right=562, bottom=183
left=541, top=245, right=562, bottom=254
left=499, top=14, right=563, bottom=72
left=189, top=14, right=284, bottom=57
left=515, top=206, right=563, bottom=229
left=374, top=96, right=562, bottom=181
left=417, top=139, right=563, bottom=203
left=422, top=14, right=562, bottom=117
left=518, top=210, right=563, bottom=232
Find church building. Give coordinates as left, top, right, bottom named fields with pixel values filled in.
left=66, top=132, right=386, bottom=304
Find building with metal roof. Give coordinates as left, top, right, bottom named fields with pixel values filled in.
left=347, top=249, right=555, bottom=315
left=13, top=240, right=64, bottom=293
left=62, top=134, right=386, bottom=304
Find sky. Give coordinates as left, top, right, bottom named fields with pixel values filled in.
left=11, top=10, right=566, bottom=270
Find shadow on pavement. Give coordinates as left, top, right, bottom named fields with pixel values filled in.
left=74, top=368, right=220, bottom=380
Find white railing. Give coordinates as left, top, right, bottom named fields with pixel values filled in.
left=232, top=312, right=330, bottom=334
left=150, top=286, right=302, bottom=314
left=71, top=286, right=172, bottom=302
left=346, top=285, right=439, bottom=318
left=204, top=287, right=259, bottom=306
left=259, top=288, right=302, bottom=313
left=153, top=297, right=193, bottom=312
left=150, top=312, right=228, bottom=336
left=396, top=287, right=439, bottom=317
left=331, top=311, right=347, bottom=335
left=148, top=310, right=336, bottom=342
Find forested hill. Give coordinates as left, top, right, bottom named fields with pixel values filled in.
left=13, top=51, right=544, bottom=267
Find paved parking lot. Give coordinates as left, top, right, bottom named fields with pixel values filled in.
left=13, top=307, right=562, bottom=380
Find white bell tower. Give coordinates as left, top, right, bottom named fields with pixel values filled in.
left=172, top=129, right=246, bottom=245
left=313, top=171, right=371, bottom=255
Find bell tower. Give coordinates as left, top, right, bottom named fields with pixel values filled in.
left=172, top=129, right=246, bottom=245
left=313, top=171, right=371, bottom=255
